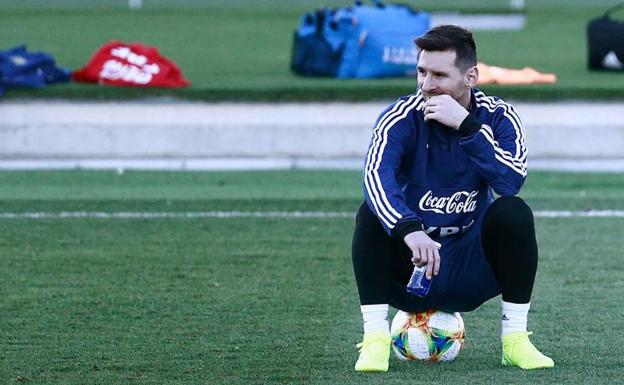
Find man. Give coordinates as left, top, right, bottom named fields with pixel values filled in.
left=352, top=25, right=554, bottom=372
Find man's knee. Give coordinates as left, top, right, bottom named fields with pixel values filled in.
left=356, top=202, right=387, bottom=233
left=482, top=196, right=538, bottom=270
left=353, top=202, right=394, bottom=258
left=484, top=196, right=534, bottom=235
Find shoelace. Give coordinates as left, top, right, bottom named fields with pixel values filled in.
left=508, top=331, right=546, bottom=356
left=356, top=335, right=387, bottom=351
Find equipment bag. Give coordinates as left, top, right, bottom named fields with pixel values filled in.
left=73, top=41, right=189, bottom=87
left=0, top=45, right=71, bottom=96
left=588, top=4, right=624, bottom=71
left=291, top=0, right=430, bottom=78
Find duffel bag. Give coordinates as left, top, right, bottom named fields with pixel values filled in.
left=291, top=0, right=430, bottom=79
left=588, top=3, right=624, bottom=71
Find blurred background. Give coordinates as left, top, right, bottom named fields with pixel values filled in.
left=1, top=0, right=623, bottom=169
left=1, top=0, right=624, bottom=101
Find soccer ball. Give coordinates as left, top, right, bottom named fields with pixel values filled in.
left=390, top=309, right=465, bottom=362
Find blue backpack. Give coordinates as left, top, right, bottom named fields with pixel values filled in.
left=291, top=0, right=430, bottom=79
left=0, top=45, right=71, bottom=96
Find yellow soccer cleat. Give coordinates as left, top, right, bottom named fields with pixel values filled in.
left=502, top=331, right=555, bottom=370
left=355, top=331, right=391, bottom=372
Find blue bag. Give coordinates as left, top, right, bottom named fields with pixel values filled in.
left=291, top=0, right=430, bottom=79
left=0, top=45, right=71, bottom=96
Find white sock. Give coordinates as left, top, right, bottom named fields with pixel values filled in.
left=501, top=300, right=530, bottom=338
left=361, top=304, right=389, bottom=334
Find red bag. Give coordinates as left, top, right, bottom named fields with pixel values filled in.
left=72, top=40, right=189, bottom=87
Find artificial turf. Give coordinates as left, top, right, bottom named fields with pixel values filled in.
left=0, top=170, right=623, bottom=384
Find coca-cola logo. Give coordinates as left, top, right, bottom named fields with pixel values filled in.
left=418, top=190, right=478, bottom=215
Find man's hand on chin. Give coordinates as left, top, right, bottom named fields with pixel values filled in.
left=423, top=95, right=469, bottom=129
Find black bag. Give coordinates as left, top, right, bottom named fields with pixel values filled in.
left=588, top=4, right=624, bottom=71
left=290, top=9, right=345, bottom=77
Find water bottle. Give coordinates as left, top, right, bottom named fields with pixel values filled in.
left=406, top=265, right=432, bottom=297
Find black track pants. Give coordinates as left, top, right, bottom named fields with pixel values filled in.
left=352, top=196, right=538, bottom=311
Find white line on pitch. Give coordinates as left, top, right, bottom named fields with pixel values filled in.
left=0, top=210, right=623, bottom=219
left=535, top=210, right=624, bottom=217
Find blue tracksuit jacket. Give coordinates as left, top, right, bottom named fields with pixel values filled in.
left=363, top=88, right=527, bottom=239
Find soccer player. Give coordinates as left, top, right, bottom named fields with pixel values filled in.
left=352, top=25, right=554, bottom=372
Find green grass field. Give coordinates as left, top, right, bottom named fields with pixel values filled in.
left=1, top=0, right=624, bottom=101
left=0, top=170, right=623, bottom=384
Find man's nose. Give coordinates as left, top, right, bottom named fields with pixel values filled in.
left=421, top=74, right=435, bottom=92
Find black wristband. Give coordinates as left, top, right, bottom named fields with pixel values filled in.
left=392, top=219, right=424, bottom=239
left=458, top=113, right=482, bottom=137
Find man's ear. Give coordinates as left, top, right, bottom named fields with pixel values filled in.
left=465, top=65, right=479, bottom=88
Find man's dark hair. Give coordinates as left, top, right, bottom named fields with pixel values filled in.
left=414, top=25, right=477, bottom=71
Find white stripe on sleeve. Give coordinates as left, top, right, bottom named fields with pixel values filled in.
left=364, top=94, right=421, bottom=228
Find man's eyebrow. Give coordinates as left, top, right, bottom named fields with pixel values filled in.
left=417, top=66, right=449, bottom=76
